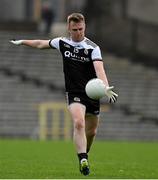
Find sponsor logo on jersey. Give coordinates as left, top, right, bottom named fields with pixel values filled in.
left=64, top=50, right=90, bottom=62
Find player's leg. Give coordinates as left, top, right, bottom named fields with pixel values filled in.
left=68, top=102, right=90, bottom=175
left=68, top=102, right=87, bottom=153
left=85, top=114, right=99, bottom=153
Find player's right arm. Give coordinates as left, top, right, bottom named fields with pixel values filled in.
left=10, top=39, right=51, bottom=49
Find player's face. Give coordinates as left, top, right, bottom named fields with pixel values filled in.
left=68, top=21, right=85, bottom=42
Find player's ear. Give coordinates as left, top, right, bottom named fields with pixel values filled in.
left=84, top=23, right=86, bottom=30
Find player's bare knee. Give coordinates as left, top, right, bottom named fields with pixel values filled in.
left=74, top=119, right=85, bottom=130
left=87, top=128, right=97, bottom=137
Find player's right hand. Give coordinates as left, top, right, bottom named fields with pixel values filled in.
left=10, top=40, right=23, bottom=45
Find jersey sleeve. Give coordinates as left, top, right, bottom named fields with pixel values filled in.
left=91, top=46, right=102, bottom=61
left=49, top=37, right=60, bottom=50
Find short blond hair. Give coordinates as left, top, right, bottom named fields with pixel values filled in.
left=67, top=13, right=85, bottom=24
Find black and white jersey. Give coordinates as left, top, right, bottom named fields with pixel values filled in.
left=49, top=37, right=102, bottom=93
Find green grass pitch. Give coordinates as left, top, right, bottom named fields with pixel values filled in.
left=0, top=139, right=158, bottom=179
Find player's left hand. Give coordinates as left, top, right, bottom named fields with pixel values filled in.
left=105, top=86, right=118, bottom=103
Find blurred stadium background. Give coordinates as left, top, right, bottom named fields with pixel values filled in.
left=0, top=0, right=158, bottom=141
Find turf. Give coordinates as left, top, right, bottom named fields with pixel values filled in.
left=0, top=139, right=158, bottom=179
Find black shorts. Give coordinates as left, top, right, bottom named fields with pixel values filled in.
left=66, top=92, right=100, bottom=115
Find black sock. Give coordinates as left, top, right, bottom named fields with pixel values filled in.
left=78, top=153, right=88, bottom=161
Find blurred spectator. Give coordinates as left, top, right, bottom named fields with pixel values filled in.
left=41, top=2, right=55, bottom=34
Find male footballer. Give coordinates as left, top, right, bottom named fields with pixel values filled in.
left=10, top=13, right=118, bottom=176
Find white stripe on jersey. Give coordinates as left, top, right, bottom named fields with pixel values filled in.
left=49, top=37, right=102, bottom=60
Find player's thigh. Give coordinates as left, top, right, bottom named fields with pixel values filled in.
left=85, top=114, right=99, bottom=133
left=68, top=103, right=86, bottom=123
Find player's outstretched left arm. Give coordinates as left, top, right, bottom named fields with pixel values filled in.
left=10, top=39, right=50, bottom=49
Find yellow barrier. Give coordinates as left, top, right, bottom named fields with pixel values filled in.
left=38, top=102, right=110, bottom=140
left=38, top=102, right=72, bottom=140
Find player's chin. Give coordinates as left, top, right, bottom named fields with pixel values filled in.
left=76, top=37, right=84, bottom=42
